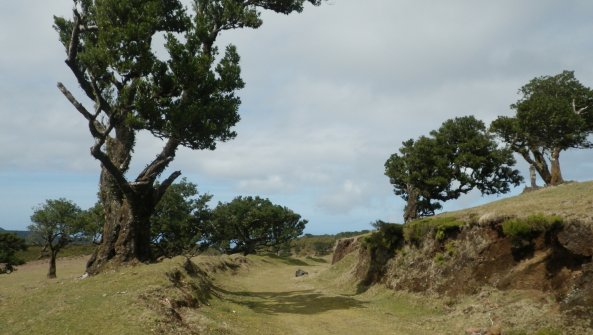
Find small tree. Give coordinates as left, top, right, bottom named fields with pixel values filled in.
left=491, top=71, right=593, bottom=186
left=150, top=178, right=212, bottom=257
left=29, top=199, right=82, bottom=278
left=385, top=116, right=523, bottom=222
left=0, top=233, right=27, bottom=273
left=205, top=196, right=307, bottom=255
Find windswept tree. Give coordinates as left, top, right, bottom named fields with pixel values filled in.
left=54, top=0, right=321, bottom=274
left=150, top=178, right=212, bottom=257
left=29, top=199, right=82, bottom=278
left=385, top=116, right=522, bottom=222
left=491, top=71, right=593, bottom=186
left=204, top=196, right=307, bottom=255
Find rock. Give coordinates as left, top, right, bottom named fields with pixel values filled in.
left=558, top=222, right=593, bottom=257
left=0, top=263, right=12, bottom=274
left=295, top=269, right=308, bottom=277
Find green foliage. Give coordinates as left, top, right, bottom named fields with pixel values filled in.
left=403, top=216, right=465, bottom=244
left=386, top=115, right=522, bottom=222
left=363, top=221, right=404, bottom=253
left=491, top=71, right=593, bottom=185
left=29, top=198, right=83, bottom=252
left=204, top=196, right=307, bottom=255
left=360, top=222, right=404, bottom=285
left=501, top=214, right=563, bottom=240
left=150, top=178, right=212, bottom=257
left=0, top=233, right=27, bottom=271
left=78, top=201, right=105, bottom=244
left=29, top=198, right=83, bottom=277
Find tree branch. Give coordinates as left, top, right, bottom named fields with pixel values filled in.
left=136, top=137, right=180, bottom=183
left=153, top=170, right=182, bottom=206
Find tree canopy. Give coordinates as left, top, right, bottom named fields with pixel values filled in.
left=204, top=196, right=307, bottom=255
left=29, top=198, right=82, bottom=278
left=0, top=233, right=27, bottom=273
left=491, top=70, right=593, bottom=186
left=385, top=116, right=522, bottom=222
left=150, top=178, right=212, bottom=257
left=54, top=0, right=321, bottom=273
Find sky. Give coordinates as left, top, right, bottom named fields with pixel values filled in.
left=1, top=0, right=593, bottom=234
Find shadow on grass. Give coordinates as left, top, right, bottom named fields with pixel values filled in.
left=262, top=254, right=310, bottom=266
left=216, top=287, right=367, bottom=315
left=305, top=256, right=328, bottom=263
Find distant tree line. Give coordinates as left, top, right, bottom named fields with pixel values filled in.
left=385, top=71, right=593, bottom=222
left=10, top=178, right=306, bottom=277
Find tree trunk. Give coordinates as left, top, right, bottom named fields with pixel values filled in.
left=48, top=250, right=57, bottom=279
left=520, top=149, right=552, bottom=185
left=86, top=173, right=155, bottom=274
left=550, top=147, right=564, bottom=186
left=403, top=185, right=419, bottom=223
left=529, top=165, right=537, bottom=188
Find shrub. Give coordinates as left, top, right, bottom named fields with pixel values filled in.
left=360, top=222, right=405, bottom=285
left=403, top=216, right=465, bottom=244
left=502, top=214, right=563, bottom=240
left=0, top=233, right=27, bottom=272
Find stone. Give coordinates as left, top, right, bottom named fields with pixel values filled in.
left=558, top=222, right=593, bottom=257
left=295, top=269, right=308, bottom=277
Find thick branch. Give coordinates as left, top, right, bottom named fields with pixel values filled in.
left=153, top=170, right=182, bottom=206
left=136, top=138, right=180, bottom=183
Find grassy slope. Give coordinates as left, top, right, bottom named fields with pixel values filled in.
left=443, top=181, right=593, bottom=223
left=0, top=253, right=452, bottom=335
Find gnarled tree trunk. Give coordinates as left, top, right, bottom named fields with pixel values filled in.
left=403, top=185, right=419, bottom=223
left=550, top=147, right=564, bottom=186
left=48, top=250, right=57, bottom=279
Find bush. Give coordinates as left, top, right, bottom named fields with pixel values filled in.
left=0, top=233, right=27, bottom=272
left=502, top=214, right=563, bottom=239
left=360, top=222, right=404, bottom=285
left=403, top=216, right=464, bottom=244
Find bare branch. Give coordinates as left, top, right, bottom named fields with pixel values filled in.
left=57, top=82, right=93, bottom=121
left=572, top=98, right=589, bottom=115
left=153, top=170, right=182, bottom=206
left=136, top=138, right=180, bottom=183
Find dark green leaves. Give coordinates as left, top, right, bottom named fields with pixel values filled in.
left=385, top=116, right=522, bottom=222
left=205, top=196, right=307, bottom=255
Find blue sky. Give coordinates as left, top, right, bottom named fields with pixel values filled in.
left=1, top=0, right=593, bottom=233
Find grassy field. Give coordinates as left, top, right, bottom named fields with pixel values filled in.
left=1, top=251, right=574, bottom=334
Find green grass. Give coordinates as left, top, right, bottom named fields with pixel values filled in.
left=403, top=216, right=465, bottom=243
left=15, top=244, right=96, bottom=263
left=501, top=214, right=563, bottom=239
left=442, top=181, right=593, bottom=223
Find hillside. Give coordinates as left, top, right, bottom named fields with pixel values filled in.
left=442, top=181, right=593, bottom=223
left=334, top=181, right=593, bottom=334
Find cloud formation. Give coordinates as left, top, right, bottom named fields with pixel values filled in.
left=1, top=0, right=593, bottom=233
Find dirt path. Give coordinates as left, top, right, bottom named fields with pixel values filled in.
left=203, top=257, right=439, bottom=335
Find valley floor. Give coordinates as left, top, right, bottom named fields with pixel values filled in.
left=0, top=253, right=587, bottom=334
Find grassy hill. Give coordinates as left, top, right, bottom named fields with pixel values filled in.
left=442, top=181, right=593, bottom=223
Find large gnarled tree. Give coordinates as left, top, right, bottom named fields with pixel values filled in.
left=385, top=116, right=522, bottom=222
left=491, top=71, right=593, bottom=186
left=55, top=0, right=320, bottom=274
